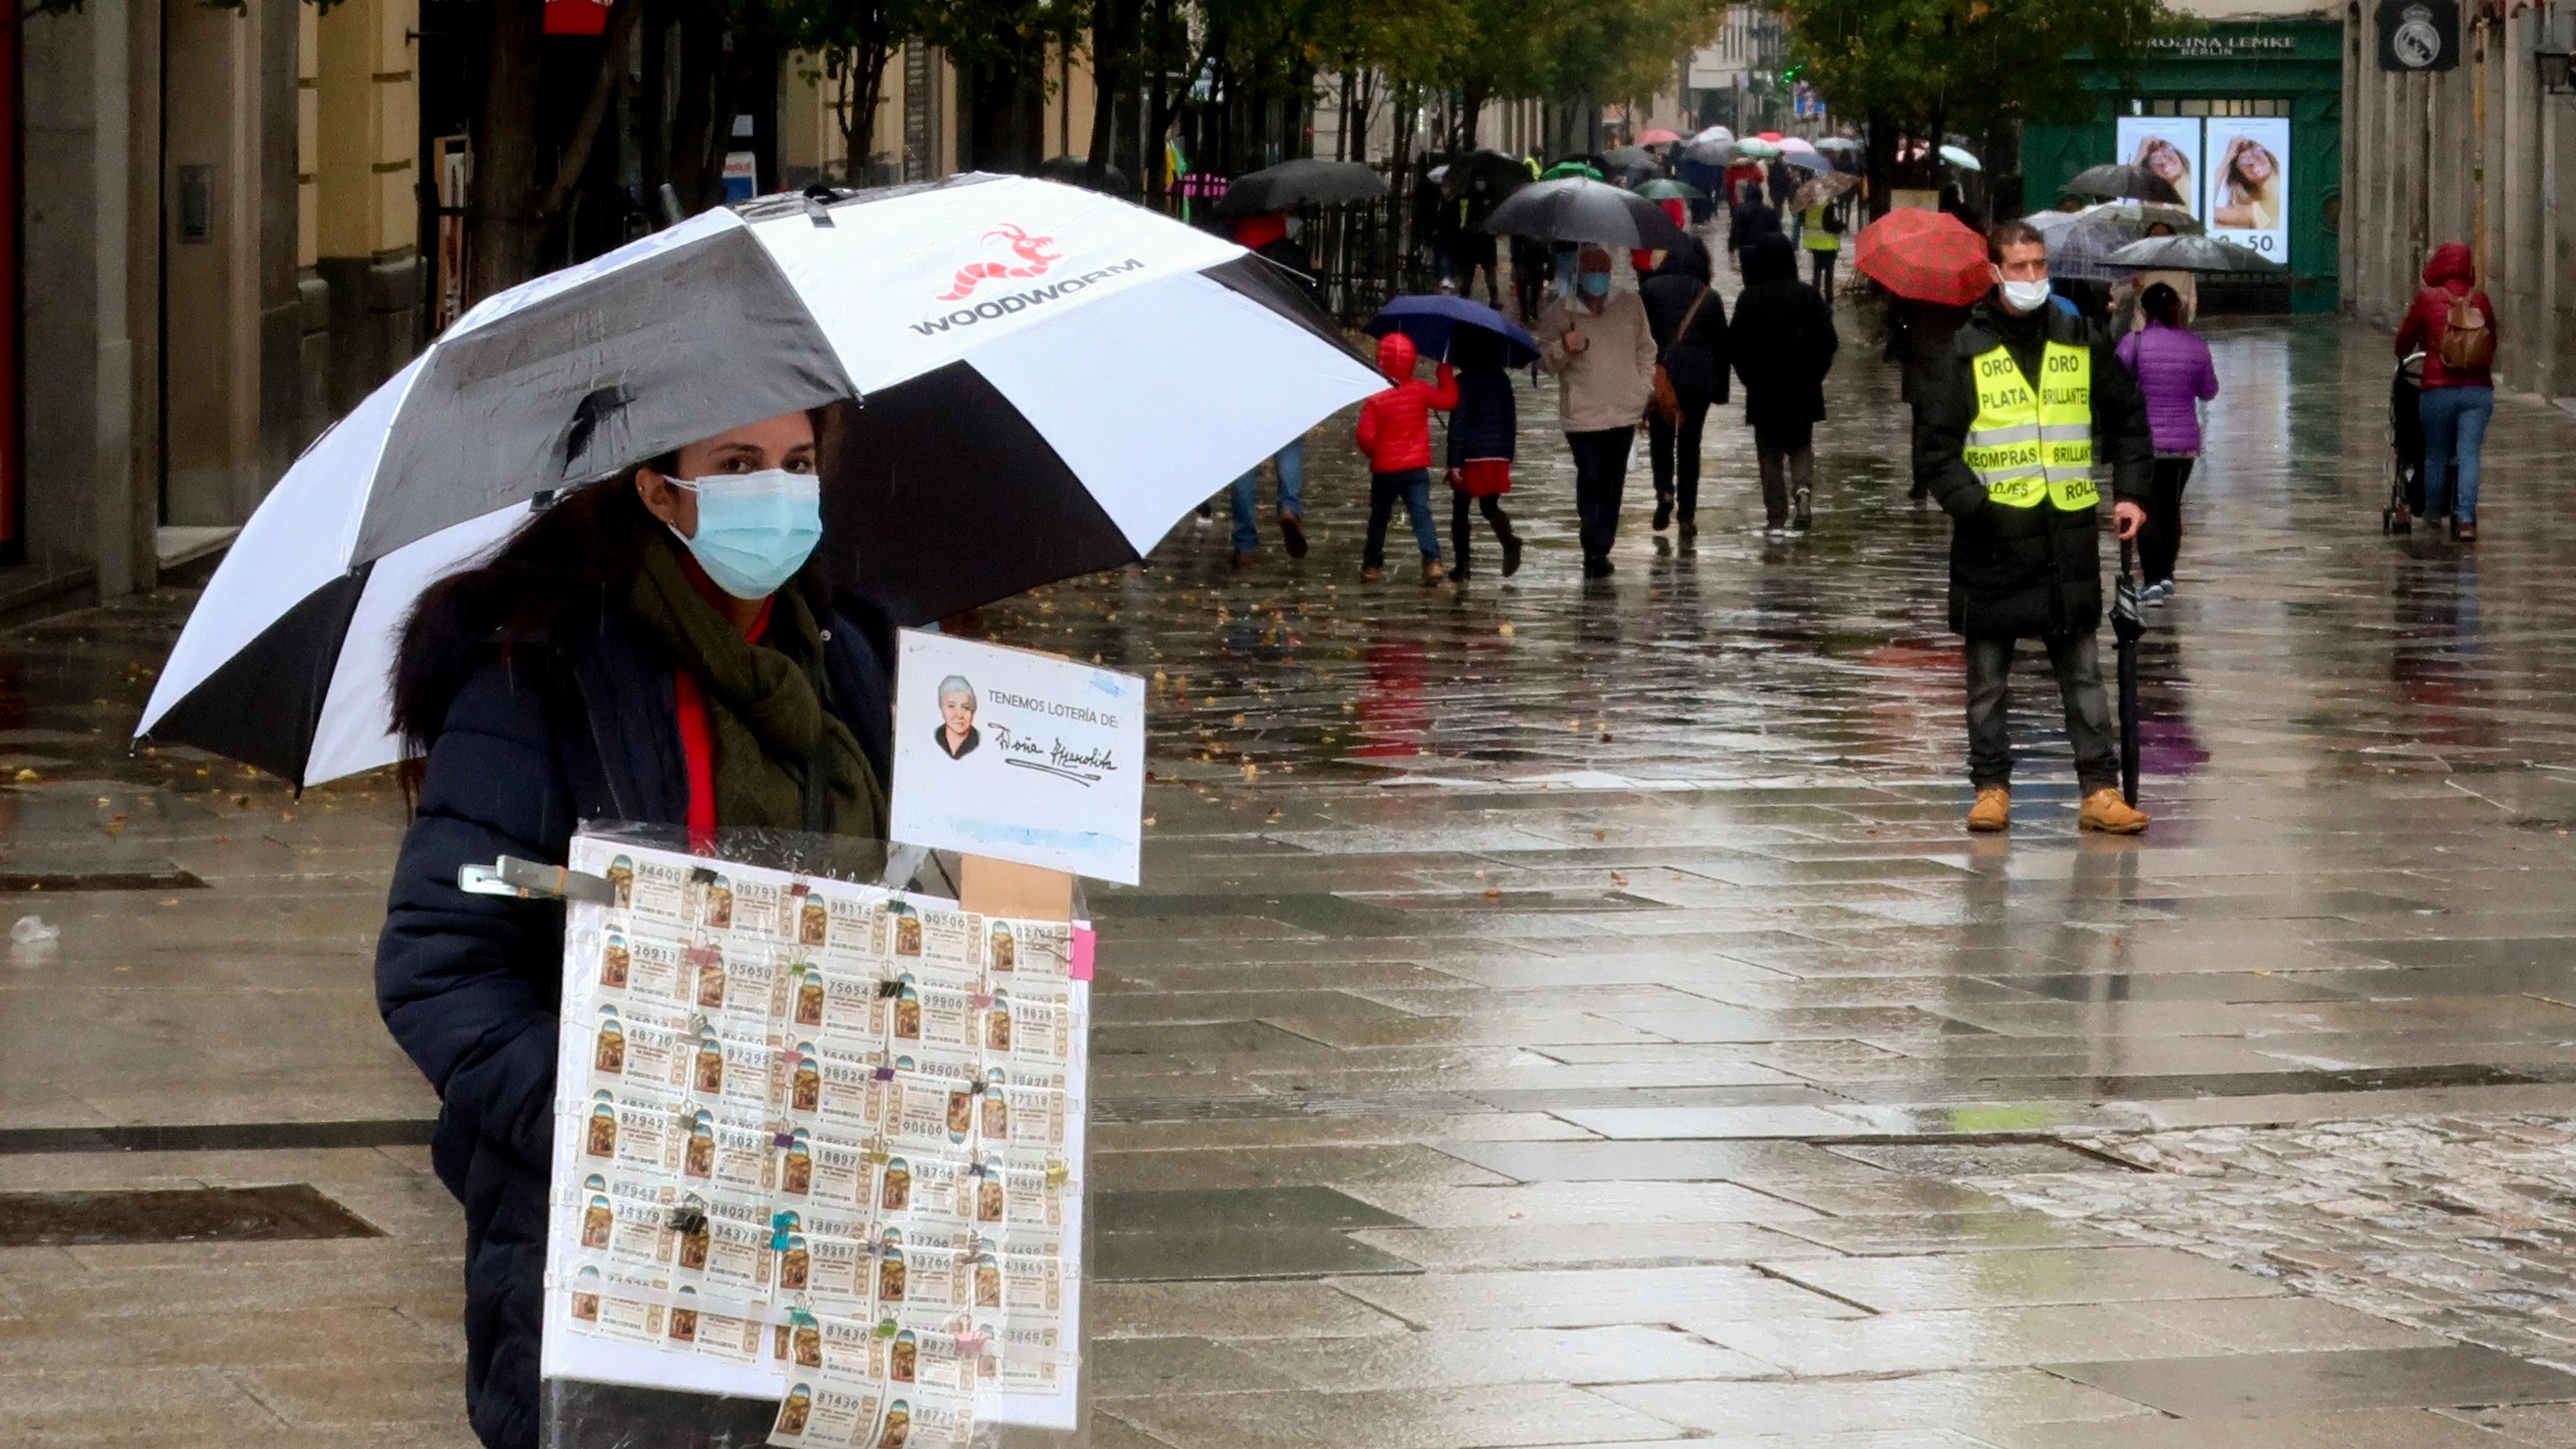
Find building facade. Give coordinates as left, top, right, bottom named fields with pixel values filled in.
left=2024, top=6, right=2346, bottom=312
left=2338, top=0, right=2576, bottom=401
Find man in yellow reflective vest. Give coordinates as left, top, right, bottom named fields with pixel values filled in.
left=1915, top=220, right=2154, bottom=836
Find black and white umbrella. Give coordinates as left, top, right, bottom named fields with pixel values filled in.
left=135, top=173, right=1379, bottom=787
left=1484, top=178, right=1691, bottom=251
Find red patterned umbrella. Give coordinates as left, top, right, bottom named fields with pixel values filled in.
left=1854, top=208, right=1991, bottom=305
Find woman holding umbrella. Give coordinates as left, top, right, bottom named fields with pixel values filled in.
left=1539, top=246, right=1661, bottom=576
left=377, top=408, right=894, bottom=1449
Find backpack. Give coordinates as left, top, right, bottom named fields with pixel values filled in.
left=1821, top=203, right=1846, bottom=235
left=2436, top=291, right=2495, bottom=372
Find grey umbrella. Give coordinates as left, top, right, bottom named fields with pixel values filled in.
left=1603, top=145, right=1662, bottom=175
left=2044, top=213, right=2138, bottom=282
left=2105, top=234, right=2283, bottom=272
left=2062, top=163, right=2185, bottom=205
left=1483, top=178, right=1692, bottom=250
left=1214, top=159, right=1388, bottom=214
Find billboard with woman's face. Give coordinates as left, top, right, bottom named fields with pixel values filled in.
left=2114, top=117, right=2204, bottom=220
left=2206, top=118, right=2290, bottom=261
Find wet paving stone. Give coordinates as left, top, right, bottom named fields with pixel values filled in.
left=1092, top=1186, right=1423, bottom=1282
left=0, top=1184, right=381, bottom=1247
left=2041, top=1344, right=2576, bottom=1418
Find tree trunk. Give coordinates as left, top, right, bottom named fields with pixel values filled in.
left=669, top=7, right=721, bottom=211
left=537, top=0, right=646, bottom=220
left=640, top=0, right=668, bottom=206
left=1145, top=0, right=1172, bottom=203
left=468, top=0, right=547, bottom=301
left=1864, top=104, right=1896, bottom=220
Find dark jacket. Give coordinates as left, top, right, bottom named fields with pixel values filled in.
left=1640, top=239, right=1730, bottom=400
left=375, top=587, right=893, bottom=1449
left=1914, top=296, right=2153, bottom=639
left=1887, top=296, right=1974, bottom=407
left=1253, top=235, right=1328, bottom=312
left=1728, top=234, right=1838, bottom=431
left=1444, top=328, right=1519, bottom=465
left=2394, top=242, right=2496, bottom=390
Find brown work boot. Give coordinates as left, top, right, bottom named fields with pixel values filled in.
left=2079, top=788, right=2149, bottom=835
left=1966, top=788, right=2010, bottom=833
left=1421, top=559, right=1447, bottom=585
left=1360, top=564, right=1383, bottom=583
left=1278, top=510, right=1308, bottom=558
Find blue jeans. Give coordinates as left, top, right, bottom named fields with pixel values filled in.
left=2419, top=385, right=2494, bottom=523
left=1364, top=469, right=1439, bottom=566
left=1229, top=440, right=1305, bottom=552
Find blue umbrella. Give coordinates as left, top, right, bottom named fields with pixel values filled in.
left=1365, top=295, right=1541, bottom=368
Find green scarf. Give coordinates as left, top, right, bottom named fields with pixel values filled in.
left=627, top=538, right=888, bottom=841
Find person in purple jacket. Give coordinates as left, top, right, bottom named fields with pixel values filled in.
left=2113, top=284, right=2218, bottom=604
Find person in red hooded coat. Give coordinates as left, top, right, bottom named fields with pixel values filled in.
left=1353, top=332, right=1457, bottom=584
left=2393, top=241, right=2498, bottom=541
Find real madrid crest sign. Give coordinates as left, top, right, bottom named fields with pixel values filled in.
left=2378, top=0, right=2460, bottom=71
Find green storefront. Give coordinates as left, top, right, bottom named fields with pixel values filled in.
left=2024, top=20, right=2344, bottom=312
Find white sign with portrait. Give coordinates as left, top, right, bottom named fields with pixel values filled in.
left=2204, top=116, right=2290, bottom=262
left=2114, top=116, right=2205, bottom=221
left=888, top=630, right=1147, bottom=884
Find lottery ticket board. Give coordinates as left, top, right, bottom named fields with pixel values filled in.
left=541, top=832, right=1091, bottom=1442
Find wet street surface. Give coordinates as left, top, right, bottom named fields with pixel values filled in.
left=11, top=308, right=2576, bottom=1446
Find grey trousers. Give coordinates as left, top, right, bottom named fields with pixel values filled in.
left=1756, top=427, right=1814, bottom=526
left=1965, top=632, right=2121, bottom=793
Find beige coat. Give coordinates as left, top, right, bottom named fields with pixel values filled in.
left=1538, top=289, right=1660, bottom=433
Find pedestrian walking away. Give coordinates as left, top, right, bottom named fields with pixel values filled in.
left=1442, top=326, right=1524, bottom=580
left=2394, top=241, right=2497, bottom=542
left=2114, top=282, right=2218, bottom=602
left=1915, top=219, right=2154, bottom=835
left=1452, top=174, right=1506, bottom=307
left=1510, top=232, right=1553, bottom=322
left=376, top=410, right=896, bottom=1449
left=1886, top=296, right=1974, bottom=501
left=1539, top=245, right=1660, bottom=576
left=1730, top=233, right=1839, bottom=533
left=1354, top=331, right=1457, bottom=583
left=1801, top=198, right=1844, bottom=304
left=1227, top=440, right=1307, bottom=564
left=1640, top=235, right=1731, bottom=536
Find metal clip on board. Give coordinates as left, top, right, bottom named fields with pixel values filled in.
left=458, top=855, right=619, bottom=904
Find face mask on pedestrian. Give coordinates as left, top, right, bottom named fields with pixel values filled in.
left=1998, top=277, right=2054, bottom=314
left=1579, top=272, right=1611, bottom=297
left=667, top=469, right=824, bottom=599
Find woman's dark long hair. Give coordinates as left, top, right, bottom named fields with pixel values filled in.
left=391, top=466, right=668, bottom=758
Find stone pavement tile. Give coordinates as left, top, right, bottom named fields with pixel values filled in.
left=1437, top=1139, right=1896, bottom=1184
left=1346, top=1222, right=1835, bottom=1271
left=1085, top=1281, right=1409, bottom=1340
left=2040, top=1345, right=2576, bottom=1418
left=1756, top=1248, right=2284, bottom=1314
left=1593, top=1369, right=2158, bottom=1437
left=1742, top=1179, right=2020, bottom=1217
left=0, top=1305, right=451, bottom=1370
left=2131, top=1296, right=2448, bottom=1354
left=2130, top=1082, right=2576, bottom=1128
left=1089, top=1336, right=1308, bottom=1395
left=1977, top=1407, right=2510, bottom=1447
left=1090, top=1144, right=1518, bottom=1192
left=1769, top=1211, right=2129, bottom=1256
left=2441, top=1401, right=2576, bottom=1444
left=1255, top=1008, right=1673, bottom=1049
left=1091, top=1113, right=1598, bottom=1152
left=1342, top=1181, right=1824, bottom=1227
left=1332, top=1264, right=1867, bottom=1328
left=1551, top=1105, right=1916, bottom=1139
left=1698, top=1302, right=2245, bottom=1377
left=1102, top=1383, right=1685, bottom=1449
left=0, top=1366, right=286, bottom=1438
left=231, top=1357, right=471, bottom=1429
left=1259, top=1324, right=1769, bottom=1390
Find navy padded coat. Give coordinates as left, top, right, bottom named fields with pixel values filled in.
left=374, top=604, right=891, bottom=1449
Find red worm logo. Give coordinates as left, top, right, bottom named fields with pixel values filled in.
left=935, top=225, right=1063, bottom=301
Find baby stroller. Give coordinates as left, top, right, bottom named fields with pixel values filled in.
left=2384, top=351, right=2426, bottom=533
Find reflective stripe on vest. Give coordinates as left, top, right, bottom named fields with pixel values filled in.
left=1959, top=340, right=2099, bottom=511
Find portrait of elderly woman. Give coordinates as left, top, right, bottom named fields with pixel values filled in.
left=932, top=675, right=981, bottom=759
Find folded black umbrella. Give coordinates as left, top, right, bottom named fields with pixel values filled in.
left=1214, top=159, right=1387, bottom=214
left=2114, top=541, right=2145, bottom=805
left=1484, top=178, right=1691, bottom=250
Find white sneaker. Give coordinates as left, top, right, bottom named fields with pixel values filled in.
left=2143, top=580, right=2175, bottom=605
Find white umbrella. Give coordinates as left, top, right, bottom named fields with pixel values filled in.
left=1734, top=137, right=1781, bottom=160
left=1812, top=137, right=1863, bottom=154
left=1939, top=145, right=1983, bottom=172
left=1686, top=125, right=1735, bottom=164
left=136, top=173, right=1380, bottom=786
left=1776, top=137, right=1827, bottom=173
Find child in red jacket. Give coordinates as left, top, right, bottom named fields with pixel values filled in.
left=1354, top=332, right=1459, bottom=583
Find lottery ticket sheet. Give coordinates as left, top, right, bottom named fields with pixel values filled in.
left=540, top=829, right=1091, bottom=1443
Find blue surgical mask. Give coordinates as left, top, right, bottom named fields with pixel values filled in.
left=668, top=469, right=823, bottom=599
left=1579, top=272, right=1610, bottom=297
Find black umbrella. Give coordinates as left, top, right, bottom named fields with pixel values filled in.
left=2113, top=540, right=2145, bottom=805
left=1602, top=144, right=1662, bottom=175
left=1215, top=159, right=1387, bottom=215
left=1036, top=154, right=1129, bottom=193
left=2062, top=163, right=2185, bottom=205
left=2104, top=234, right=2282, bottom=272
left=1442, top=149, right=1533, bottom=198
left=1484, top=178, right=1691, bottom=250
